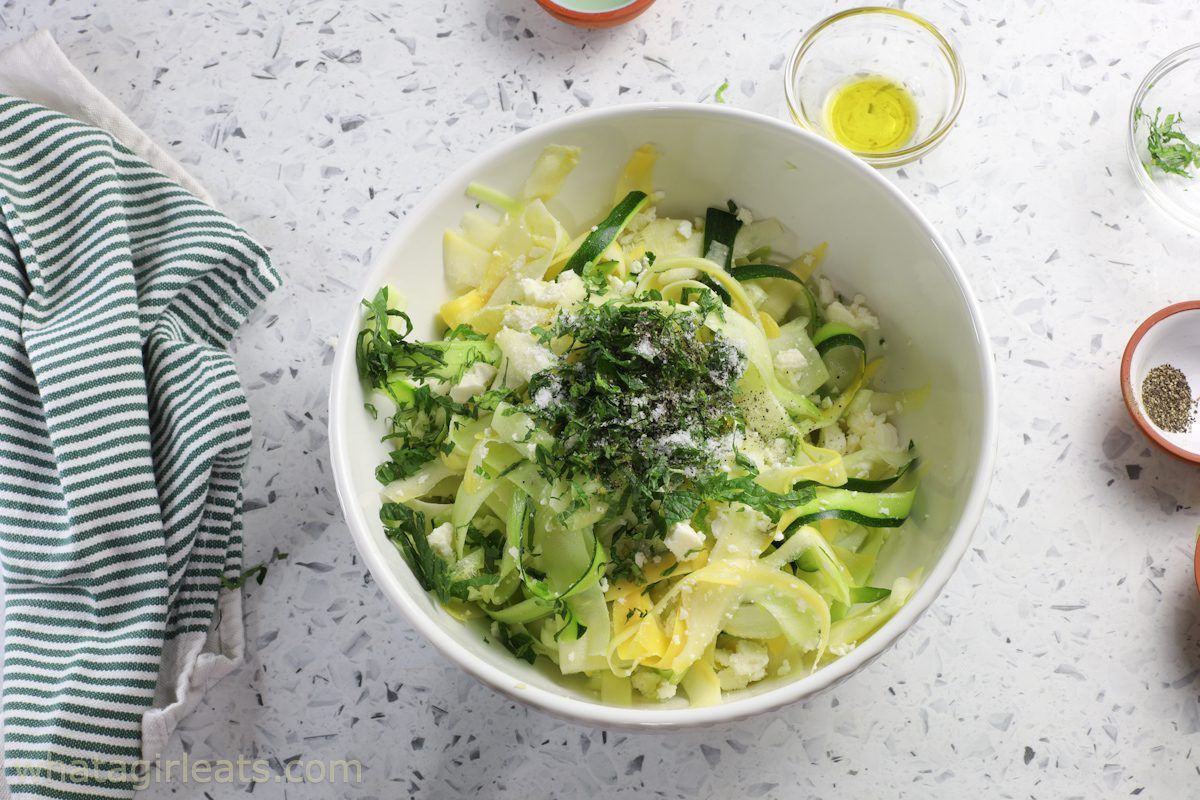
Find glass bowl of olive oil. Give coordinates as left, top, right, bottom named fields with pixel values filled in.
left=785, top=7, right=965, bottom=168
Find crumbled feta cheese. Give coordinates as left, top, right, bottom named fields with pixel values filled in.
left=495, top=328, right=557, bottom=388
left=631, top=669, right=677, bottom=701
left=501, top=304, right=548, bottom=332
left=734, top=206, right=754, bottom=225
left=427, top=522, right=454, bottom=560
left=845, top=405, right=901, bottom=452
left=664, top=521, right=705, bottom=561
left=414, top=376, right=451, bottom=395
left=606, top=275, right=638, bottom=296
left=676, top=219, right=693, bottom=239
left=829, top=642, right=857, bottom=657
left=774, top=347, right=809, bottom=372
left=819, top=424, right=848, bottom=454
left=598, top=577, right=610, bottom=593
left=521, top=271, right=586, bottom=306
left=714, top=639, right=770, bottom=691
left=449, top=361, right=497, bottom=403
left=816, top=276, right=836, bottom=306
left=634, top=551, right=647, bottom=568
left=629, top=258, right=644, bottom=274
left=825, top=294, right=879, bottom=330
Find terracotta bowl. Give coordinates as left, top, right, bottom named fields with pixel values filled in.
left=535, top=0, right=655, bottom=28
left=1195, top=532, right=1200, bottom=595
left=1120, top=301, right=1200, bottom=464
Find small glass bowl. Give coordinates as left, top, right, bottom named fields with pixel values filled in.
left=1127, top=43, right=1200, bottom=234
left=785, top=7, right=965, bottom=168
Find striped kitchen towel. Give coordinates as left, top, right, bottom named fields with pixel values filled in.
left=0, top=81, right=279, bottom=798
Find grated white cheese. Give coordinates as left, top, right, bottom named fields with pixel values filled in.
left=676, top=219, right=693, bottom=239
left=633, top=337, right=658, bottom=360
left=774, top=347, right=809, bottom=372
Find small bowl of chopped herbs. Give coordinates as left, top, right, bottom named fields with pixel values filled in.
left=1121, top=301, right=1200, bottom=464
left=1128, top=44, right=1200, bottom=233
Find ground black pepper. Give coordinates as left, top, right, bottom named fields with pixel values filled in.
left=1140, top=364, right=1196, bottom=433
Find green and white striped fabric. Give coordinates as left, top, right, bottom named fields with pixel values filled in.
left=0, top=95, right=278, bottom=796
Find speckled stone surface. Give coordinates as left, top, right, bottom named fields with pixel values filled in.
left=6, top=0, right=1200, bottom=797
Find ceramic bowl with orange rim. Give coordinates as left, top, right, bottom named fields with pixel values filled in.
left=535, top=0, right=655, bottom=28
left=1120, top=301, right=1200, bottom=464
left=1194, top=530, right=1200, bottom=595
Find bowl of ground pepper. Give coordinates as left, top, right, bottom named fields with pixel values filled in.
left=1121, top=301, right=1200, bottom=463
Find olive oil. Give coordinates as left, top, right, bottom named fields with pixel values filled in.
left=825, top=76, right=918, bottom=153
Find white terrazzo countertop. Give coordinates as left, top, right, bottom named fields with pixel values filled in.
left=8, top=0, right=1200, bottom=797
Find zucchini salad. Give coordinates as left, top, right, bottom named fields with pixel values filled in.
left=356, top=145, right=921, bottom=706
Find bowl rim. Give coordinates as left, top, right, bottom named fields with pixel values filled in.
left=535, top=0, right=655, bottom=27
left=1119, top=300, right=1200, bottom=464
left=1194, top=530, right=1200, bottom=596
left=783, top=6, right=967, bottom=168
left=1126, top=42, right=1200, bottom=235
left=328, top=102, right=997, bottom=729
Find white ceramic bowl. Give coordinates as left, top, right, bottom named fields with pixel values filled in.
left=329, top=104, right=996, bottom=728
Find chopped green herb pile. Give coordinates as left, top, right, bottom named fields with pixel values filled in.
left=525, top=299, right=744, bottom=501
left=357, top=287, right=508, bottom=484
left=1137, top=106, right=1200, bottom=178
left=381, top=503, right=498, bottom=603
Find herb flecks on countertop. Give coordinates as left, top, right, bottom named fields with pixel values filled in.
left=1136, top=106, right=1200, bottom=178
